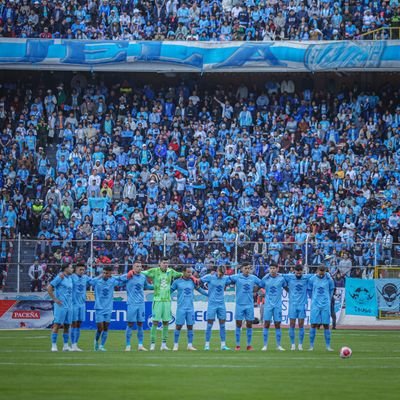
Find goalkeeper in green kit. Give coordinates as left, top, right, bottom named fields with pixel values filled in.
left=142, top=256, right=182, bottom=351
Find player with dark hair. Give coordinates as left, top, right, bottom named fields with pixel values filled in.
left=91, top=266, right=124, bottom=351
left=261, top=263, right=287, bottom=351
left=200, top=265, right=232, bottom=350
left=48, top=264, right=74, bottom=352
left=283, top=265, right=313, bottom=351
left=308, top=265, right=335, bottom=351
left=230, top=263, right=263, bottom=351
left=171, top=266, right=207, bottom=351
left=71, top=263, right=92, bottom=351
left=142, top=256, right=182, bottom=351
left=119, top=261, right=153, bottom=351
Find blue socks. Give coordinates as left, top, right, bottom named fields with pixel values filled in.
left=126, top=326, right=133, bottom=346
left=310, top=327, right=316, bottom=347
left=220, top=323, right=226, bottom=343
left=235, top=326, right=241, bottom=346
left=63, top=333, right=69, bottom=344
left=324, top=329, right=331, bottom=347
left=51, top=332, right=57, bottom=344
left=70, top=328, right=76, bottom=344
left=299, top=327, right=305, bottom=345
left=174, top=329, right=181, bottom=344
left=187, top=330, right=194, bottom=345
left=101, top=331, right=108, bottom=346
left=205, top=323, right=213, bottom=342
left=137, top=325, right=144, bottom=345
left=263, top=328, right=269, bottom=346
left=95, top=330, right=101, bottom=342
left=276, top=328, right=282, bottom=346
left=71, top=327, right=80, bottom=344
left=246, top=328, right=252, bottom=346
left=76, top=327, right=81, bottom=344
left=289, top=327, right=295, bottom=345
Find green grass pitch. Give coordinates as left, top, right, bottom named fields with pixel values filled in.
left=0, top=329, right=399, bottom=400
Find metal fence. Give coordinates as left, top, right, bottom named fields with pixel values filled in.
left=1, top=234, right=399, bottom=292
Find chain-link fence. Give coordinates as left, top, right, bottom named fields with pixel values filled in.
left=1, top=234, right=399, bottom=292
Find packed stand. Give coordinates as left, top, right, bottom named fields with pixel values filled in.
left=1, top=0, right=400, bottom=41
left=0, top=75, right=400, bottom=289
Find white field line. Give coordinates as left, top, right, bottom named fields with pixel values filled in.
left=0, top=336, right=48, bottom=339
left=0, top=362, right=399, bottom=369
left=0, top=352, right=400, bottom=361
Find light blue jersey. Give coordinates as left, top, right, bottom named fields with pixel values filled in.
left=308, top=274, right=334, bottom=308
left=284, top=273, right=313, bottom=320
left=92, top=276, right=123, bottom=323
left=201, top=274, right=231, bottom=320
left=171, top=278, right=203, bottom=310
left=230, top=273, right=262, bottom=306
left=50, top=274, right=73, bottom=309
left=71, top=274, right=92, bottom=306
left=262, top=273, right=286, bottom=322
left=200, top=274, right=231, bottom=305
left=120, top=273, right=151, bottom=305
left=230, top=273, right=262, bottom=321
left=119, top=273, right=152, bottom=323
left=283, top=274, right=313, bottom=308
left=50, top=273, right=73, bottom=325
left=171, top=278, right=206, bottom=326
left=262, top=274, right=287, bottom=308
left=308, top=274, right=334, bottom=325
left=71, top=273, right=92, bottom=322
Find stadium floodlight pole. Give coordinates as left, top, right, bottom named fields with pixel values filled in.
left=234, top=234, right=238, bottom=265
left=17, top=233, right=21, bottom=293
left=305, top=234, right=309, bottom=271
left=89, top=233, right=94, bottom=278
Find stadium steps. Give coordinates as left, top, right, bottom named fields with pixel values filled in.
left=5, top=239, right=36, bottom=292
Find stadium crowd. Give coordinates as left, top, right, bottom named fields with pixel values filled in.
left=0, top=0, right=400, bottom=41
left=0, top=74, right=400, bottom=291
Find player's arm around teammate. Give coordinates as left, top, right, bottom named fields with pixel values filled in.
left=48, top=264, right=74, bottom=352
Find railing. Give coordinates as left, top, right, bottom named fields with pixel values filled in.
left=0, top=235, right=399, bottom=292
left=355, top=26, right=400, bottom=40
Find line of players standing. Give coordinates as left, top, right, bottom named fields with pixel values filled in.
left=47, top=258, right=334, bottom=352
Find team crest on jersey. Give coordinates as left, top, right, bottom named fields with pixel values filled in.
left=135, top=284, right=142, bottom=292
left=216, top=285, right=223, bottom=293
left=295, top=284, right=304, bottom=292
left=243, top=284, right=251, bottom=292
left=160, top=279, right=168, bottom=290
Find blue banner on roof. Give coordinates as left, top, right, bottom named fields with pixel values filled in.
left=0, top=39, right=399, bottom=72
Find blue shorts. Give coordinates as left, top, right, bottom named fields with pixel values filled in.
left=310, top=307, right=331, bottom=325
left=54, top=304, right=72, bottom=325
left=176, top=308, right=194, bottom=326
left=264, top=306, right=282, bottom=323
left=72, top=305, right=86, bottom=322
left=207, top=304, right=227, bottom=321
left=127, top=304, right=145, bottom=323
left=95, top=310, right=112, bottom=323
left=235, top=305, right=254, bottom=322
left=288, top=306, right=306, bottom=320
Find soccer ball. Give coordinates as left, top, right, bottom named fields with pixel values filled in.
left=340, top=346, right=352, bottom=359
